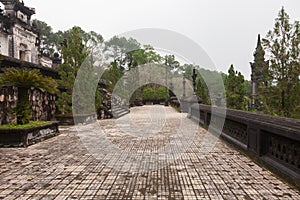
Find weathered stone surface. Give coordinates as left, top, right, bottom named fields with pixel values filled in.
left=0, top=106, right=299, bottom=199
left=189, top=103, right=300, bottom=189
left=0, top=86, right=56, bottom=125
left=0, top=122, right=59, bottom=147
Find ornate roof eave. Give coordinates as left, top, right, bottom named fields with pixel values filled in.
left=14, top=1, right=35, bottom=17
left=1, top=16, right=38, bottom=35
left=0, top=0, right=35, bottom=17
left=0, top=54, right=59, bottom=79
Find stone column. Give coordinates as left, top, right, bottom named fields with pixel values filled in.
left=25, top=50, right=31, bottom=62
left=182, top=77, right=186, bottom=99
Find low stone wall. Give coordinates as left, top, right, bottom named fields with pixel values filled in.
left=0, top=122, right=59, bottom=147
left=189, top=104, right=300, bottom=189
left=0, top=86, right=56, bottom=125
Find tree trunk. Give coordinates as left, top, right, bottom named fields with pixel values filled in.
left=17, top=87, right=31, bottom=125
left=281, top=90, right=285, bottom=116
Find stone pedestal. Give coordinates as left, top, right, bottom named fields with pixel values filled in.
left=186, top=94, right=202, bottom=117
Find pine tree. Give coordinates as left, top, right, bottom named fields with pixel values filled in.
left=56, top=26, right=100, bottom=115
left=225, top=65, right=247, bottom=110
left=56, top=27, right=85, bottom=114
left=196, top=76, right=210, bottom=105
left=102, top=61, right=123, bottom=92
left=262, top=7, right=300, bottom=117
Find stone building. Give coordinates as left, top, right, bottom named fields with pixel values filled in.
left=0, top=0, right=55, bottom=68
left=0, top=0, right=59, bottom=125
left=0, top=0, right=39, bottom=63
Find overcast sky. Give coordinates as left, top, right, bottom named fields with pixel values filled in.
left=23, top=0, right=300, bottom=79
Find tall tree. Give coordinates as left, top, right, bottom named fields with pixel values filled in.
left=196, top=76, right=210, bottom=105
left=131, top=45, right=163, bottom=67
left=56, top=27, right=103, bottom=115
left=181, top=64, right=193, bottom=80
left=225, top=65, right=247, bottom=110
left=33, top=19, right=57, bottom=55
left=144, top=45, right=163, bottom=64
left=164, top=55, right=179, bottom=69
left=56, top=27, right=88, bottom=115
left=262, top=7, right=300, bottom=117
left=164, top=54, right=180, bottom=85
left=105, top=36, right=140, bottom=69
left=102, top=61, right=123, bottom=92
left=34, top=20, right=104, bottom=58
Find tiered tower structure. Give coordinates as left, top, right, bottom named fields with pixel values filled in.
left=250, top=34, right=268, bottom=109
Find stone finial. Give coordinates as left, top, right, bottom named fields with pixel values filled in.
left=192, top=67, right=197, bottom=94
left=182, top=77, right=186, bottom=98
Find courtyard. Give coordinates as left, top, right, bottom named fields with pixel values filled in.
left=0, top=106, right=299, bottom=199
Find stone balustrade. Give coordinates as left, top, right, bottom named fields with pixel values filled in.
left=189, top=103, right=300, bottom=189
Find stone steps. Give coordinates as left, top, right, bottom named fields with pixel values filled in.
left=112, top=106, right=130, bottom=119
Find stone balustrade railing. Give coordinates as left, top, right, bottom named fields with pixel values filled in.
left=189, top=103, right=300, bottom=189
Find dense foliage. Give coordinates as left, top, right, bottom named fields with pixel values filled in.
left=141, top=86, right=168, bottom=102
left=55, top=27, right=86, bottom=114
left=261, top=7, right=300, bottom=117
left=225, top=65, right=247, bottom=110
left=55, top=27, right=103, bottom=115
left=196, top=76, right=210, bottom=105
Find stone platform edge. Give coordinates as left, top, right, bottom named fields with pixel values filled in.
left=0, top=121, right=59, bottom=147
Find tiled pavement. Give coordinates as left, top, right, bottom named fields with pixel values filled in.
left=0, top=106, right=299, bottom=200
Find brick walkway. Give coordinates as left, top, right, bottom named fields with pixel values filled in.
left=0, top=106, right=299, bottom=199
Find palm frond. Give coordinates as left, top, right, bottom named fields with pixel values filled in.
left=0, top=68, right=58, bottom=94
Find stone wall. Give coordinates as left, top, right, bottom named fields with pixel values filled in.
left=0, top=86, right=56, bottom=125
left=0, top=86, right=17, bottom=124
left=29, top=89, right=56, bottom=121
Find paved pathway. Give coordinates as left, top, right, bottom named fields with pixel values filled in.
left=0, top=106, right=299, bottom=200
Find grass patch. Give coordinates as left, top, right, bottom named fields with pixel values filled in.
left=0, top=121, right=51, bottom=129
